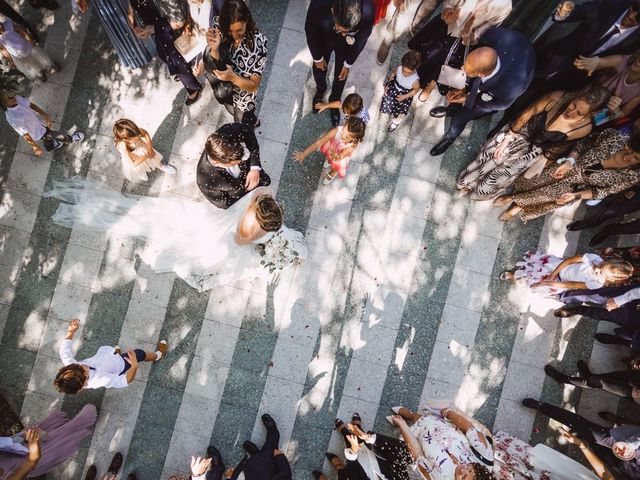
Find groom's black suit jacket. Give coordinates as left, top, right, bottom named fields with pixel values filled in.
left=197, top=123, right=271, bottom=209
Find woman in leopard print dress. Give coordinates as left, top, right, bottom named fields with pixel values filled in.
left=497, top=129, right=640, bottom=222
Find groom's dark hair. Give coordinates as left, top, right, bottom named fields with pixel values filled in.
left=205, top=133, right=243, bottom=165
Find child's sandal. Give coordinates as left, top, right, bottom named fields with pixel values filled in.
left=323, top=170, right=338, bottom=185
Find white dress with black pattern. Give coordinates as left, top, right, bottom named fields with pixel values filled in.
left=212, top=16, right=268, bottom=113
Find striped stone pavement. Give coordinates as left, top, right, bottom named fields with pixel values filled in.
left=0, top=0, right=636, bottom=478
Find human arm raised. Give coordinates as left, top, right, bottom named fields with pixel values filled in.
left=292, top=128, right=336, bottom=162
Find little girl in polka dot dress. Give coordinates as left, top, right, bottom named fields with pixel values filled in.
left=293, top=116, right=366, bottom=185
left=381, top=50, right=421, bottom=133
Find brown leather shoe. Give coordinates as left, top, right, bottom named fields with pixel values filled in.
left=156, top=340, right=168, bottom=360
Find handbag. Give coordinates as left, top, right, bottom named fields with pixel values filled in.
left=203, top=45, right=235, bottom=105
left=437, top=38, right=470, bottom=90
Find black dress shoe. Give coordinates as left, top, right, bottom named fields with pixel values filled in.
left=567, top=220, right=593, bottom=231
left=108, top=452, right=123, bottom=474
left=576, top=360, right=591, bottom=378
left=595, top=333, right=629, bottom=346
left=261, top=413, right=277, bottom=430
left=312, top=90, right=325, bottom=114
left=127, top=474, right=137, bottom=480
left=544, top=364, right=571, bottom=384
left=522, top=398, right=542, bottom=410
left=553, top=303, right=582, bottom=318
left=429, top=106, right=449, bottom=118
left=84, top=465, right=97, bottom=480
left=243, top=440, right=259, bottom=455
left=185, top=84, right=203, bottom=106
left=589, top=230, right=610, bottom=247
left=207, top=445, right=224, bottom=467
left=330, top=108, right=340, bottom=127
left=430, top=137, right=454, bottom=156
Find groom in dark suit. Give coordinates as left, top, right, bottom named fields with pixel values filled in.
left=197, top=123, right=271, bottom=209
left=429, top=27, right=535, bottom=156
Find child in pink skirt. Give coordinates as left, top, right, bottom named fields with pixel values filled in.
left=293, top=117, right=366, bottom=185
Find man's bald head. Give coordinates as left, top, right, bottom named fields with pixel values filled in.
left=463, top=47, right=498, bottom=78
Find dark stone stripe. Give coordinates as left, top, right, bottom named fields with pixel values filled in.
left=465, top=216, right=545, bottom=428
left=123, top=281, right=209, bottom=478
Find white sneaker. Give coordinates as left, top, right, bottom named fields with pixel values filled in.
left=159, top=164, right=177, bottom=175
left=323, top=160, right=331, bottom=169
left=71, top=132, right=85, bottom=143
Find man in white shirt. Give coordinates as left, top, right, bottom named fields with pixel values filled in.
left=2, top=94, right=85, bottom=156
left=54, top=318, right=168, bottom=394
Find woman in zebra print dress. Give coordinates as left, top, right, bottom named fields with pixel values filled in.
left=456, top=87, right=610, bottom=201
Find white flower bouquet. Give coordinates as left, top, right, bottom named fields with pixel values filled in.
left=256, top=228, right=308, bottom=273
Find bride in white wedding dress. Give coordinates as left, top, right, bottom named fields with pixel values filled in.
left=44, top=177, right=308, bottom=291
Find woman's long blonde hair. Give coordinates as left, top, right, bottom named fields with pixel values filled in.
left=113, top=118, right=142, bottom=146
left=601, top=259, right=635, bottom=285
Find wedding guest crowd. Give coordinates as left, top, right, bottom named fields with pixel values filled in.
left=6, top=0, right=640, bottom=479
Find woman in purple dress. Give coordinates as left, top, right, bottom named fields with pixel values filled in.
left=0, top=405, right=97, bottom=479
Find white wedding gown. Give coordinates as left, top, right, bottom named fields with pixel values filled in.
left=44, top=177, right=307, bottom=292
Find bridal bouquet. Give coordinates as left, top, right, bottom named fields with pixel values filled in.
left=256, top=228, right=308, bottom=273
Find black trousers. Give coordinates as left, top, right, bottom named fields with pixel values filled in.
left=571, top=303, right=640, bottom=331
left=445, top=104, right=491, bottom=142
left=539, top=402, right=610, bottom=444
left=570, top=187, right=640, bottom=231
left=41, top=128, right=74, bottom=151
left=312, top=44, right=347, bottom=102
left=206, top=462, right=226, bottom=480
left=570, top=370, right=640, bottom=400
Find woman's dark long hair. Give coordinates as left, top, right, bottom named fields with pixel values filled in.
left=548, top=85, right=611, bottom=125
left=219, top=0, right=257, bottom=51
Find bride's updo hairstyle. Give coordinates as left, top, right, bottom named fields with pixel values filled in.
left=113, top=119, right=142, bottom=145
left=255, top=195, right=283, bottom=232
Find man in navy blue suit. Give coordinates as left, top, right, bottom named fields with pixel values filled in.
left=429, top=27, right=535, bottom=156
left=305, top=0, right=375, bottom=126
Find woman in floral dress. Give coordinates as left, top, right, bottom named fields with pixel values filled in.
left=387, top=404, right=599, bottom=480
